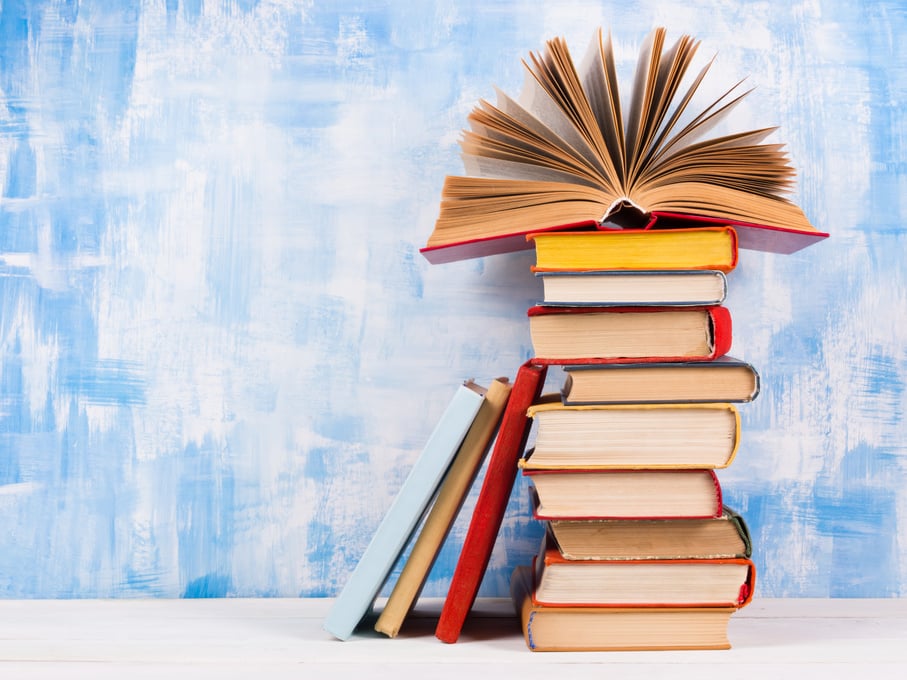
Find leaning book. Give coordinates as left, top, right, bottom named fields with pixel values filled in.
left=323, top=380, right=486, bottom=641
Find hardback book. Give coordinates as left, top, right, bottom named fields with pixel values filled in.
left=527, top=305, right=732, bottom=364
left=421, top=27, right=828, bottom=264
left=322, top=380, right=487, bottom=641
left=374, top=378, right=513, bottom=638
left=537, top=269, right=728, bottom=307
left=435, top=361, right=548, bottom=644
left=529, top=227, right=737, bottom=273
left=560, top=356, right=760, bottom=405
left=531, top=541, right=756, bottom=608
left=510, top=565, right=737, bottom=651
left=525, top=468, right=723, bottom=519
left=535, top=492, right=752, bottom=561
left=520, top=400, right=740, bottom=470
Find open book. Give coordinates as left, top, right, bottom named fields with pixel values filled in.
left=422, top=28, right=828, bottom=263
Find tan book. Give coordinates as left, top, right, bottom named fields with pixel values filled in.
left=561, top=357, right=760, bottom=405
left=374, top=377, right=512, bottom=637
left=521, top=400, right=740, bottom=470
left=531, top=538, right=755, bottom=608
left=527, top=304, right=732, bottom=364
left=535, top=491, right=752, bottom=561
left=525, top=468, right=723, bottom=519
left=511, top=565, right=736, bottom=651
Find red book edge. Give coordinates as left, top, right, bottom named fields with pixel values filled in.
left=523, top=468, right=723, bottom=520
left=434, top=361, right=548, bottom=643
left=532, top=552, right=756, bottom=608
left=527, top=305, right=732, bottom=365
left=647, top=211, right=829, bottom=256
left=420, top=211, right=828, bottom=264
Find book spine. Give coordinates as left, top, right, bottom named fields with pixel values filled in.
left=435, top=362, right=548, bottom=643
left=708, top=306, right=733, bottom=360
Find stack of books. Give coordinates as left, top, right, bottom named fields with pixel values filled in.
left=511, top=225, right=759, bottom=651
left=325, top=26, right=828, bottom=647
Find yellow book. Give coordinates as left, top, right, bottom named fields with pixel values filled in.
left=374, top=377, right=512, bottom=638
left=528, top=227, right=738, bottom=272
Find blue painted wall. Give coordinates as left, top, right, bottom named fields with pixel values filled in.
left=0, top=0, right=904, bottom=598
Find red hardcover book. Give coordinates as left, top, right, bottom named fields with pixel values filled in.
left=532, top=546, right=756, bottom=608
left=420, top=212, right=828, bottom=264
left=435, top=361, right=548, bottom=643
left=527, top=305, right=732, bottom=365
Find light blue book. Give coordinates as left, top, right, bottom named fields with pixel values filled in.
left=323, top=380, right=486, bottom=640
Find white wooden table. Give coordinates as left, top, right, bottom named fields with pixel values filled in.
left=1, top=598, right=905, bottom=678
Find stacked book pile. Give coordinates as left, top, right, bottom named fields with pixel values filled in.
left=511, top=225, right=760, bottom=651
left=323, top=27, right=827, bottom=648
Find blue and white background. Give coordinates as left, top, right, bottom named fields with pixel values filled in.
left=0, top=0, right=904, bottom=599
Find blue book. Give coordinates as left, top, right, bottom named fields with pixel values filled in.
left=323, top=380, right=486, bottom=640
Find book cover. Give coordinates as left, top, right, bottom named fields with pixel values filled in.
left=322, top=381, right=486, bottom=641
left=374, top=377, right=513, bottom=638
left=536, top=269, right=728, bottom=307
left=434, top=361, right=548, bottom=644
left=528, top=227, right=738, bottom=273
left=527, top=305, right=732, bottom=364
left=520, top=401, right=740, bottom=470
left=510, top=565, right=736, bottom=651
left=560, top=356, right=760, bottom=405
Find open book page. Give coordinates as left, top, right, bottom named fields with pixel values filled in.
left=579, top=28, right=626, bottom=186
left=517, top=56, right=609, bottom=182
left=461, top=95, right=607, bottom=187
left=624, top=28, right=663, bottom=181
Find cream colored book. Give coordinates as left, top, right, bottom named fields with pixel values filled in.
left=511, top=565, right=737, bottom=651
left=520, top=400, right=740, bottom=470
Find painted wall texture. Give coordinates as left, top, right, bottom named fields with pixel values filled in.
left=0, top=0, right=904, bottom=599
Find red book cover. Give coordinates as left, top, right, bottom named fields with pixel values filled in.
left=645, top=211, right=829, bottom=256
left=420, top=212, right=828, bottom=264
left=434, top=361, right=548, bottom=643
left=527, top=305, right=732, bottom=365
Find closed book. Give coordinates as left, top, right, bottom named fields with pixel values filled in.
left=526, top=468, right=723, bottom=520
left=527, top=305, right=732, bottom=364
left=533, top=543, right=756, bottom=608
left=374, top=378, right=513, bottom=638
left=435, top=361, right=548, bottom=643
left=322, top=380, right=486, bottom=641
left=521, top=400, right=739, bottom=470
left=536, top=269, right=728, bottom=307
left=535, top=491, right=752, bottom=560
left=511, top=565, right=736, bottom=651
left=528, top=227, right=738, bottom=273
left=561, top=356, right=760, bottom=405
